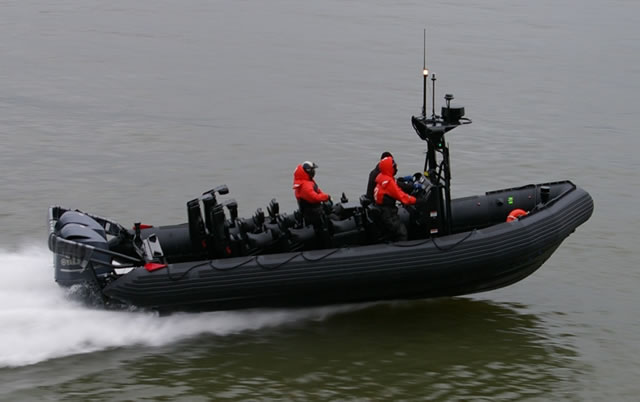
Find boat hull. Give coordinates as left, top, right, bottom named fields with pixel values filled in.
left=100, top=185, right=593, bottom=313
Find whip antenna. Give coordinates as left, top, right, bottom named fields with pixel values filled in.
left=422, top=29, right=428, bottom=118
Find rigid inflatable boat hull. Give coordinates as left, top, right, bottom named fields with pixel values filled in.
left=99, top=186, right=592, bottom=313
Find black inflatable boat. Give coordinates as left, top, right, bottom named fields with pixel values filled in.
left=47, top=68, right=594, bottom=314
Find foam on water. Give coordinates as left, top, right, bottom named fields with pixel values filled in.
left=0, top=246, right=366, bottom=368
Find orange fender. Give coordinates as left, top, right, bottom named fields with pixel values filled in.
left=506, top=208, right=528, bottom=222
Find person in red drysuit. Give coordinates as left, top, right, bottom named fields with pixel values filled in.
left=366, top=151, right=393, bottom=200
left=293, top=161, right=331, bottom=227
left=374, top=156, right=416, bottom=241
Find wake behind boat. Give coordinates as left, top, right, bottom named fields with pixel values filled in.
left=47, top=54, right=594, bottom=314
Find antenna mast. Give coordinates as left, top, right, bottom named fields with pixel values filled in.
left=411, top=32, right=472, bottom=236
left=422, top=29, right=428, bottom=118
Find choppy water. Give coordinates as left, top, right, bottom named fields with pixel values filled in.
left=1, top=0, right=639, bottom=400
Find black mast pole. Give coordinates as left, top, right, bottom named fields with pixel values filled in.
left=422, top=29, right=433, bottom=174
left=411, top=34, right=472, bottom=236
left=422, top=29, right=427, bottom=118
left=431, top=73, right=436, bottom=120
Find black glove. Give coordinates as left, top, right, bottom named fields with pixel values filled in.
left=415, top=197, right=429, bottom=208
left=324, top=196, right=334, bottom=208
left=398, top=180, right=414, bottom=194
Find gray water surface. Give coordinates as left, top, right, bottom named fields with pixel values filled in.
left=1, top=0, right=639, bottom=400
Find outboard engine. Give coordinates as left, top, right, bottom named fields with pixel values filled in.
left=51, top=211, right=112, bottom=287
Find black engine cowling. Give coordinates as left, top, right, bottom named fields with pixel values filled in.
left=53, top=212, right=112, bottom=287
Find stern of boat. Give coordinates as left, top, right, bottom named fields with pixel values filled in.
left=48, top=206, right=142, bottom=288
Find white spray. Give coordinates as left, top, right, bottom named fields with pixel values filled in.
left=0, top=246, right=368, bottom=368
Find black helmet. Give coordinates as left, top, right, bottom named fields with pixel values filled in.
left=302, top=161, right=318, bottom=178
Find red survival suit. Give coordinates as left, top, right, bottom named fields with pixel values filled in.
left=374, top=157, right=416, bottom=206
left=293, top=164, right=330, bottom=226
left=374, top=156, right=416, bottom=241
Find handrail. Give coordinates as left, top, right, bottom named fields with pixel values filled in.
left=49, top=234, right=143, bottom=267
